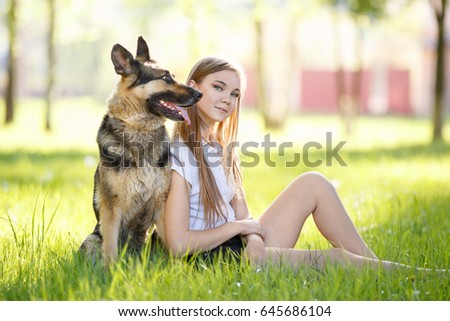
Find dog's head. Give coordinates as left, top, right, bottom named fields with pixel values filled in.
left=111, top=36, right=202, bottom=124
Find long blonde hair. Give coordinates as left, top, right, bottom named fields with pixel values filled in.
left=172, top=57, right=246, bottom=228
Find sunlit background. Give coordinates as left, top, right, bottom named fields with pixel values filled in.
left=0, top=0, right=449, bottom=145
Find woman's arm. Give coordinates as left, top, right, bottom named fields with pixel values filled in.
left=231, top=193, right=251, bottom=220
left=231, top=190, right=266, bottom=264
left=164, top=170, right=265, bottom=257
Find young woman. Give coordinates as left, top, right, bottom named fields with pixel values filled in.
left=164, top=56, right=434, bottom=271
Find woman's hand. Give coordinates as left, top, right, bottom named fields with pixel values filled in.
left=232, top=219, right=266, bottom=239
left=244, top=233, right=266, bottom=265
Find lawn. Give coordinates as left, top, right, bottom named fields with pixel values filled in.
left=0, top=98, right=449, bottom=301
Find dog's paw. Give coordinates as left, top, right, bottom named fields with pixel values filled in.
left=79, top=233, right=102, bottom=264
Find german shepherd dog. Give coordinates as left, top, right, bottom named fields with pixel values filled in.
left=79, top=37, right=202, bottom=265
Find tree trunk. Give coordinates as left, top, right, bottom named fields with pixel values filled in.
left=5, top=0, right=17, bottom=124
left=333, top=8, right=357, bottom=136
left=45, top=0, right=55, bottom=131
left=432, top=0, right=447, bottom=142
left=183, top=0, right=200, bottom=63
left=253, top=0, right=268, bottom=127
left=348, top=16, right=364, bottom=134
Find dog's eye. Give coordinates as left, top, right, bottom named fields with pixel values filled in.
left=161, top=75, right=171, bottom=83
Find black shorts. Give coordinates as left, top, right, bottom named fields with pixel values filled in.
left=189, top=235, right=245, bottom=262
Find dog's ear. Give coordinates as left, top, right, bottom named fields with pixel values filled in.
left=111, top=44, right=137, bottom=76
left=136, top=36, right=151, bottom=63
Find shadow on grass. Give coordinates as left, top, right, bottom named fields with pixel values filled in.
left=0, top=149, right=95, bottom=164
left=0, top=149, right=97, bottom=185
left=1, top=141, right=448, bottom=166
left=343, top=141, right=450, bottom=160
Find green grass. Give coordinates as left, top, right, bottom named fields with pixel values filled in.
left=0, top=98, right=449, bottom=300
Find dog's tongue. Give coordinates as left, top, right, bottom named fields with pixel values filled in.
left=178, top=107, right=191, bottom=125
left=168, top=102, right=191, bottom=125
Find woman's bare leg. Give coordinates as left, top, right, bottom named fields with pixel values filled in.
left=244, top=235, right=443, bottom=272
left=262, top=247, right=406, bottom=270
left=258, top=172, right=377, bottom=258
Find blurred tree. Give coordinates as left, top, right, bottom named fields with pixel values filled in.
left=253, top=0, right=268, bottom=127
left=179, top=0, right=201, bottom=63
left=45, top=0, right=56, bottom=131
left=4, top=0, right=17, bottom=125
left=430, top=0, right=447, bottom=142
left=253, top=0, right=305, bottom=129
left=325, top=0, right=387, bottom=135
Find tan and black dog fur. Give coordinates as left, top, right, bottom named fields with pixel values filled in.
left=79, top=37, right=202, bottom=265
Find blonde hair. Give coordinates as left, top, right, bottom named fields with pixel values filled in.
left=173, top=57, right=246, bottom=228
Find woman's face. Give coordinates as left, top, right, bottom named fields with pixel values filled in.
left=190, top=69, right=241, bottom=128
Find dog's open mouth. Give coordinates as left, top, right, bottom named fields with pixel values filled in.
left=158, top=100, right=191, bottom=125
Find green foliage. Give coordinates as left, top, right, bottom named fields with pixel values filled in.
left=0, top=99, right=449, bottom=300
left=325, top=0, right=388, bottom=18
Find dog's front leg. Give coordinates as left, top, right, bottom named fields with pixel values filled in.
left=154, top=207, right=166, bottom=246
left=100, top=206, right=121, bottom=266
